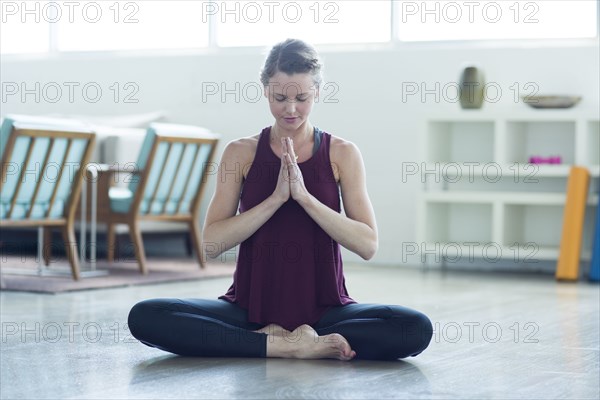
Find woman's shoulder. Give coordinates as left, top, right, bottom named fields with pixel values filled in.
left=327, top=132, right=361, bottom=160
left=324, top=132, right=363, bottom=183
left=222, top=132, right=262, bottom=163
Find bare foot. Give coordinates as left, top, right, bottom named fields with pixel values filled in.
left=267, top=324, right=356, bottom=361
left=253, top=324, right=291, bottom=336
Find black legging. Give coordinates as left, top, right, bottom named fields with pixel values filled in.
left=128, top=299, right=433, bottom=361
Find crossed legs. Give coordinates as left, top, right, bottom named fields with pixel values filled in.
left=128, top=299, right=433, bottom=361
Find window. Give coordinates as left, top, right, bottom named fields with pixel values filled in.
left=56, top=1, right=209, bottom=51
left=215, top=0, right=391, bottom=47
left=0, top=1, right=209, bottom=54
left=0, top=0, right=597, bottom=55
left=57, top=1, right=208, bottom=51
left=395, top=0, right=598, bottom=41
left=0, top=1, right=50, bottom=54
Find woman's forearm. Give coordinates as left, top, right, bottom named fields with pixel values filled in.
left=298, top=194, right=378, bottom=260
left=203, top=195, right=285, bottom=258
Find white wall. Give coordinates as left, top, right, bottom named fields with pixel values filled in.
left=2, top=42, right=598, bottom=266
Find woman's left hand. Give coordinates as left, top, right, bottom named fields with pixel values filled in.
left=283, top=137, right=311, bottom=204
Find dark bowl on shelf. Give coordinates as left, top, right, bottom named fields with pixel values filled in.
left=522, top=95, right=582, bottom=109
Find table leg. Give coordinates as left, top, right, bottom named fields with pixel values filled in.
left=80, top=177, right=87, bottom=264
left=90, top=168, right=97, bottom=270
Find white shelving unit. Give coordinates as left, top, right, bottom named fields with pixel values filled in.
left=417, top=109, right=600, bottom=269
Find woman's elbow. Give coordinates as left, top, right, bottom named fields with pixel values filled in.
left=360, top=238, right=378, bottom=261
left=201, top=226, right=221, bottom=259
left=203, top=244, right=221, bottom=259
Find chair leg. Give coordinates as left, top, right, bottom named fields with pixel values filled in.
left=189, top=220, right=206, bottom=269
left=107, top=222, right=116, bottom=263
left=61, top=224, right=81, bottom=281
left=43, top=227, right=52, bottom=266
left=183, top=234, right=193, bottom=256
left=127, top=220, right=148, bottom=275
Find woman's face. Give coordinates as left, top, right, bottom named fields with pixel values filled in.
left=264, top=71, right=318, bottom=132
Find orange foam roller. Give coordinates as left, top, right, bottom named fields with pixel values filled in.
left=556, top=166, right=591, bottom=281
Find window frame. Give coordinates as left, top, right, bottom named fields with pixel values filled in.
left=1, top=0, right=598, bottom=59
left=391, top=0, right=600, bottom=44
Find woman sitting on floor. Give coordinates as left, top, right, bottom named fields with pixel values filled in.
left=128, top=38, right=433, bottom=361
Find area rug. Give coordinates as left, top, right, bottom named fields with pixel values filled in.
left=0, top=257, right=236, bottom=294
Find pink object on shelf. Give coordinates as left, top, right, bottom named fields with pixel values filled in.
left=528, top=155, right=562, bottom=164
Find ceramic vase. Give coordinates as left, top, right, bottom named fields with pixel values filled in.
left=459, top=66, right=485, bottom=109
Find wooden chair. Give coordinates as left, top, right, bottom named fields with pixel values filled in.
left=100, top=123, right=220, bottom=274
left=0, top=115, right=96, bottom=280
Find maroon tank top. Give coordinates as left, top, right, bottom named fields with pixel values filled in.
left=219, top=126, right=355, bottom=330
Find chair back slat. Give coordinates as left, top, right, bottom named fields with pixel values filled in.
left=172, top=142, right=206, bottom=214
left=45, top=139, right=73, bottom=218
left=128, top=132, right=158, bottom=215
left=6, top=136, right=35, bottom=218
left=26, top=138, right=55, bottom=218
left=61, top=136, right=94, bottom=221
left=145, top=141, right=173, bottom=215
left=161, top=142, right=188, bottom=214
left=176, top=144, right=202, bottom=214
left=183, top=144, right=213, bottom=215
left=192, top=142, right=218, bottom=216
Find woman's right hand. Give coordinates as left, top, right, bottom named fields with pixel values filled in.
left=272, top=138, right=291, bottom=204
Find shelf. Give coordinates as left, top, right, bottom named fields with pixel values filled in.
left=429, top=163, right=600, bottom=178
left=426, top=108, right=600, bottom=121
left=421, top=243, right=592, bottom=262
left=421, top=191, right=598, bottom=206
left=421, top=243, right=560, bottom=261
left=505, top=121, right=576, bottom=164
left=419, top=112, right=599, bottom=266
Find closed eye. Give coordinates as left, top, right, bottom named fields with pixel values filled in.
left=274, top=95, right=308, bottom=102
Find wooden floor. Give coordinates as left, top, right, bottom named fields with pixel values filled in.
left=1, top=263, right=598, bottom=399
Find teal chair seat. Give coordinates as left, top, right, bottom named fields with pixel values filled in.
left=108, top=184, right=193, bottom=215
left=108, top=187, right=134, bottom=214
left=0, top=200, right=66, bottom=219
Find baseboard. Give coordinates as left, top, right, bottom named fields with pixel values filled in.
left=0, top=228, right=193, bottom=259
